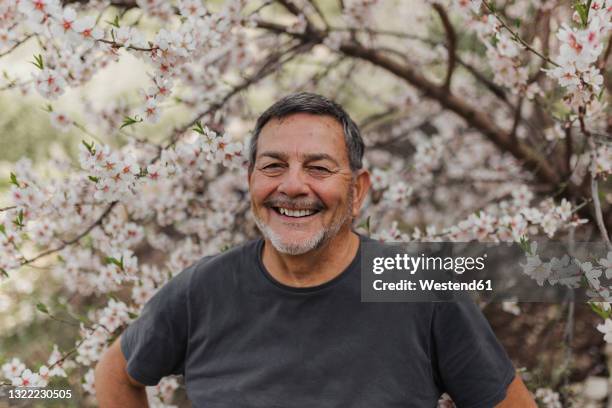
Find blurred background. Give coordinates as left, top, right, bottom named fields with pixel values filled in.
left=0, top=0, right=610, bottom=406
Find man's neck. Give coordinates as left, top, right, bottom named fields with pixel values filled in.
left=262, top=227, right=360, bottom=288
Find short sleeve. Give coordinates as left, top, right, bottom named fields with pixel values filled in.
left=120, top=265, right=194, bottom=386
left=431, top=299, right=516, bottom=408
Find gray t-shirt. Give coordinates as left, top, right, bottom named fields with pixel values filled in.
left=121, top=234, right=515, bottom=407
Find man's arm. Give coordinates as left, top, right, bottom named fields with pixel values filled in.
left=94, top=335, right=148, bottom=408
left=495, top=375, right=536, bottom=407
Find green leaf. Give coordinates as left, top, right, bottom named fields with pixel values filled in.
left=589, top=302, right=611, bottom=319
left=13, top=210, right=24, bottom=229
left=518, top=236, right=531, bottom=255
left=36, top=302, right=49, bottom=314
left=0, top=268, right=7, bottom=278
left=88, top=175, right=99, bottom=183
left=30, top=54, right=44, bottom=70
left=77, top=315, right=90, bottom=324
left=0, top=224, right=5, bottom=235
left=357, top=216, right=371, bottom=234
left=9, top=172, right=19, bottom=187
left=574, top=2, right=589, bottom=27
left=105, top=256, right=124, bottom=270
left=106, top=15, right=120, bottom=28
left=127, top=311, right=139, bottom=319
left=489, top=35, right=499, bottom=47
left=120, top=115, right=143, bottom=129
left=81, top=140, right=96, bottom=155
left=193, top=121, right=205, bottom=135
left=581, top=275, right=590, bottom=289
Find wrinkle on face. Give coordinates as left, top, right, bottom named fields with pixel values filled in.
left=248, top=113, right=356, bottom=255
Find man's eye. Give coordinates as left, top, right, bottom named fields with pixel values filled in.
left=262, top=163, right=283, bottom=170
left=309, top=166, right=331, bottom=173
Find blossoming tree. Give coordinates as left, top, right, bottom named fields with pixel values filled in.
left=0, top=0, right=610, bottom=406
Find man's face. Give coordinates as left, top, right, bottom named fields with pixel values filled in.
left=248, top=113, right=362, bottom=255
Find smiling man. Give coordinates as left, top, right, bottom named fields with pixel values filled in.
left=95, top=92, right=536, bottom=407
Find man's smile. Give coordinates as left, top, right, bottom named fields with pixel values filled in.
left=269, top=206, right=321, bottom=220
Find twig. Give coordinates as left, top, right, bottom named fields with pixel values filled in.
left=47, top=337, right=88, bottom=371
left=432, top=3, right=457, bottom=91
left=72, top=121, right=105, bottom=145
left=367, top=114, right=440, bottom=149
left=510, top=98, right=523, bottom=140
left=482, top=1, right=559, bottom=67
left=305, top=0, right=329, bottom=28
left=591, top=177, right=612, bottom=249
left=96, top=38, right=154, bottom=52
left=0, top=79, right=32, bottom=92
left=579, top=106, right=612, bottom=249
left=561, top=287, right=575, bottom=388
left=359, top=106, right=400, bottom=129
left=296, top=55, right=345, bottom=89
left=328, top=26, right=434, bottom=43
left=596, top=27, right=611, bottom=72
left=564, top=120, right=573, bottom=176
left=276, top=0, right=303, bottom=16
left=11, top=38, right=305, bottom=269
left=0, top=35, right=34, bottom=58
left=20, top=202, right=117, bottom=266
left=249, top=0, right=275, bottom=17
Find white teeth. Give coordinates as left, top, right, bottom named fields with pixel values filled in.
left=278, top=208, right=315, bottom=217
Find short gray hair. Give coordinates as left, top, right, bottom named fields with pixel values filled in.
left=248, top=92, right=365, bottom=173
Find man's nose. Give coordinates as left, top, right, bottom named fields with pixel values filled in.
left=277, top=166, right=309, bottom=197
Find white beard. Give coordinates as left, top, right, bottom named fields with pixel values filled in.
left=252, top=190, right=353, bottom=255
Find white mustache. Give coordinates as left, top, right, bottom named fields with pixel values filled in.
left=264, top=198, right=325, bottom=211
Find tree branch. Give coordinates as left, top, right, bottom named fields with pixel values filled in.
left=0, top=35, right=34, bottom=58
left=482, top=1, right=559, bottom=67
left=338, top=41, right=561, bottom=186
left=432, top=3, right=456, bottom=92
left=564, top=120, right=573, bottom=176
left=305, top=0, right=329, bottom=28
left=591, top=177, right=612, bottom=249
left=253, top=19, right=603, bottom=227
left=15, top=41, right=309, bottom=268
left=20, top=202, right=117, bottom=266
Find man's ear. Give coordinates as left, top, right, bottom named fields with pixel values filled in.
left=351, top=169, right=371, bottom=217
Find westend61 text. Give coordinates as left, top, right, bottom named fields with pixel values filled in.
left=373, top=279, right=493, bottom=292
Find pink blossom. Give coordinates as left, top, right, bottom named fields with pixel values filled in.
left=73, top=16, right=103, bottom=41
left=49, top=111, right=72, bottom=132
left=33, top=68, right=67, bottom=99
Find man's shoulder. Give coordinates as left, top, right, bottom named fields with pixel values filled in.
left=185, top=237, right=262, bottom=282
left=357, top=233, right=403, bottom=256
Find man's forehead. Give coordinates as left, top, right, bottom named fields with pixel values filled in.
left=257, top=113, right=347, bottom=157
left=261, top=112, right=343, bottom=134
left=258, top=150, right=341, bottom=165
